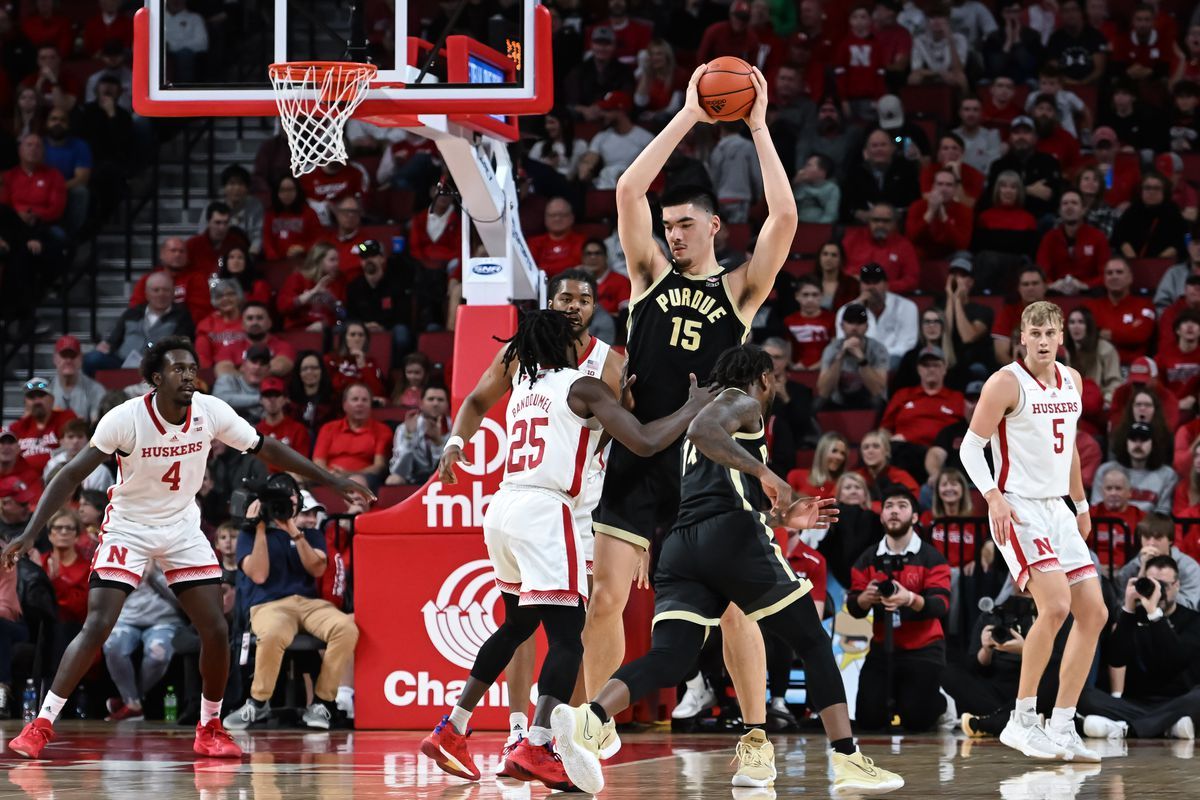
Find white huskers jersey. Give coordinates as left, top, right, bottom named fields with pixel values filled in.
left=501, top=367, right=603, bottom=498
left=91, top=392, right=263, bottom=535
left=990, top=361, right=1081, bottom=499
left=576, top=336, right=612, bottom=489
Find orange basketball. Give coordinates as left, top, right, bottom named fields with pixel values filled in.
left=697, top=56, right=756, bottom=121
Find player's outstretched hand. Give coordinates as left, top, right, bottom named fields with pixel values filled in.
left=683, top=63, right=716, bottom=124
left=620, top=368, right=636, bottom=412
left=1, top=535, right=32, bottom=569
left=438, top=444, right=470, bottom=485
left=336, top=478, right=376, bottom=507
left=783, top=496, right=839, bottom=530
left=745, top=66, right=769, bottom=131
left=760, top=470, right=794, bottom=520
left=685, top=373, right=718, bottom=407
left=986, top=493, right=1021, bottom=546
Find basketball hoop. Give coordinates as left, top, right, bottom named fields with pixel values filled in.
left=268, top=61, right=379, bottom=177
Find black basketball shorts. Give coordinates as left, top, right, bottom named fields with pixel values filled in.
left=592, top=438, right=683, bottom=552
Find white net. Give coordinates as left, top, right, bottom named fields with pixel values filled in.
left=268, top=61, right=378, bottom=177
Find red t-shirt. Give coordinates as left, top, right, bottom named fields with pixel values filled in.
left=771, top=532, right=828, bottom=604
left=0, top=165, right=66, bottom=223
left=919, top=163, right=985, bottom=204
left=186, top=230, right=250, bottom=277
left=1156, top=338, right=1200, bottom=400
left=918, top=510, right=979, bottom=568
left=1092, top=504, right=1144, bottom=567
left=1035, top=223, right=1110, bottom=287
left=9, top=410, right=78, bottom=473
left=783, top=310, right=835, bottom=367
left=194, top=313, right=246, bottom=368
left=1112, top=29, right=1178, bottom=73
left=39, top=553, right=89, bottom=623
left=324, top=354, right=387, bottom=398
left=528, top=231, right=586, bottom=278
left=904, top=199, right=974, bottom=259
left=1035, top=126, right=1082, bottom=175
left=21, top=14, right=73, bottom=56
left=1174, top=417, right=1200, bottom=475
left=982, top=98, right=1021, bottom=131
left=313, top=417, right=392, bottom=473
left=1087, top=294, right=1157, bottom=364
left=992, top=300, right=1031, bottom=347
left=841, top=228, right=920, bottom=293
left=833, top=34, right=887, bottom=100
left=595, top=270, right=631, bottom=315
left=82, top=12, right=134, bottom=56
left=697, top=22, right=761, bottom=65
left=129, top=268, right=213, bottom=324
left=256, top=416, right=313, bottom=464
left=263, top=207, right=323, bottom=261
left=408, top=210, right=462, bottom=268
left=300, top=162, right=369, bottom=206
left=880, top=386, right=966, bottom=448
left=277, top=271, right=348, bottom=330
left=213, top=335, right=297, bottom=367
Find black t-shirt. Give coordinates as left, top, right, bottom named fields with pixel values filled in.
left=951, top=300, right=996, bottom=376
left=1045, top=26, right=1109, bottom=82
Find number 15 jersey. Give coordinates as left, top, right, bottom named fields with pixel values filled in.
left=502, top=367, right=602, bottom=498
left=990, top=361, right=1081, bottom=500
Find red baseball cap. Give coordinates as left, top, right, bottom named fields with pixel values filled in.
left=0, top=426, right=16, bottom=442
left=55, top=335, right=81, bottom=355
left=597, top=91, right=633, bottom=113
left=1128, top=356, right=1158, bottom=384
left=0, top=476, right=38, bottom=504
left=260, top=376, right=287, bottom=395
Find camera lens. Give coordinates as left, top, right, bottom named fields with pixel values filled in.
left=877, top=580, right=896, bottom=598
left=1134, top=576, right=1157, bottom=599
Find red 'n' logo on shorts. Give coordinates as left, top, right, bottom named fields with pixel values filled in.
left=1032, top=538, right=1054, bottom=557
left=107, top=546, right=129, bottom=565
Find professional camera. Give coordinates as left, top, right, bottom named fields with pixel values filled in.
left=1135, top=576, right=1167, bottom=600
left=978, top=596, right=1020, bottom=644
left=230, top=473, right=301, bottom=527
left=875, top=554, right=904, bottom=598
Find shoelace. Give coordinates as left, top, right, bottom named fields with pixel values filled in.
left=28, top=725, right=52, bottom=744
left=207, top=721, right=235, bottom=741
left=732, top=742, right=768, bottom=768
left=433, top=716, right=473, bottom=738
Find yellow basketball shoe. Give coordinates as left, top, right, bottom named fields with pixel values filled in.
left=831, top=749, right=905, bottom=795
left=732, top=728, right=777, bottom=787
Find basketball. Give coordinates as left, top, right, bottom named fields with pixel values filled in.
left=697, top=56, right=756, bottom=121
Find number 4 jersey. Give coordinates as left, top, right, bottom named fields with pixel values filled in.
left=501, top=367, right=602, bottom=498
left=91, top=392, right=263, bottom=536
left=990, top=361, right=1081, bottom=500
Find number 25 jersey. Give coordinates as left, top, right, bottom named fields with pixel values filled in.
left=625, top=270, right=749, bottom=423
left=501, top=367, right=603, bottom=498
left=990, top=361, right=1081, bottom=499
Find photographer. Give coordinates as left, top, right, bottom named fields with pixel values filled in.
left=1079, top=556, right=1200, bottom=739
left=847, top=487, right=952, bottom=731
left=1114, top=515, right=1200, bottom=611
left=223, top=475, right=358, bottom=732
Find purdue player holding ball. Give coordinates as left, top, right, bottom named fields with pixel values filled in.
left=586, top=63, right=797, bottom=774
left=959, top=301, right=1108, bottom=761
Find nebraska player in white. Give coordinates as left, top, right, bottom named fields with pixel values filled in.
left=960, top=301, right=1108, bottom=762
left=422, top=310, right=710, bottom=789
left=3, top=337, right=373, bottom=760
left=436, top=271, right=626, bottom=772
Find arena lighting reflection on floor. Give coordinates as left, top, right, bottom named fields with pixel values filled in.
left=0, top=722, right=1192, bottom=799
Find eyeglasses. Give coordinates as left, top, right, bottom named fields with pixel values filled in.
left=583, top=249, right=605, bottom=256
left=922, top=318, right=942, bottom=325
left=50, top=524, right=77, bottom=532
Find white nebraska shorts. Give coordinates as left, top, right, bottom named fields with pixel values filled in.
left=991, top=494, right=1097, bottom=591
left=484, top=486, right=588, bottom=607
left=91, top=522, right=222, bottom=591
left=574, top=468, right=604, bottom=575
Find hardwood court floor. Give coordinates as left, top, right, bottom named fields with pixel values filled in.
left=0, top=721, right=1191, bottom=798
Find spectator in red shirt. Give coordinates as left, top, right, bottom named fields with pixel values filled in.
left=1089, top=258, right=1158, bottom=364
left=194, top=278, right=245, bottom=369
left=324, top=321, right=387, bottom=403
left=9, top=378, right=76, bottom=474
left=589, top=0, right=653, bottom=67
left=920, top=134, right=986, bottom=208
left=906, top=167, right=973, bottom=259
left=787, top=430, right=849, bottom=496
left=1112, top=4, right=1178, bottom=81
left=842, top=202, right=920, bottom=293
left=993, top=265, right=1048, bottom=363
left=278, top=241, right=347, bottom=331
left=256, top=376, right=313, bottom=464
left=408, top=189, right=462, bottom=275
left=1095, top=467, right=1146, bottom=570
left=1, top=133, right=66, bottom=226
left=21, top=1, right=72, bottom=59
left=881, top=346, right=966, bottom=481
left=1160, top=274, right=1200, bottom=341
left=213, top=246, right=271, bottom=306
left=263, top=175, right=323, bottom=261
left=697, top=0, right=760, bottom=66
left=1037, top=189, right=1110, bottom=294
left=580, top=237, right=629, bottom=316
left=974, top=169, right=1039, bottom=270
left=1157, top=152, right=1200, bottom=223
left=872, top=0, right=913, bottom=86
left=833, top=7, right=887, bottom=121
left=0, top=426, right=40, bottom=487
left=783, top=275, right=835, bottom=369
left=21, top=46, right=80, bottom=111
left=1080, top=126, right=1140, bottom=209
left=1030, top=93, right=1082, bottom=176
left=855, top=428, right=920, bottom=502
left=313, top=383, right=392, bottom=488
left=982, top=75, right=1021, bottom=131
left=299, top=160, right=369, bottom=224
left=213, top=301, right=296, bottom=376
left=39, top=509, right=90, bottom=626
left=1157, top=309, right=1200, bottom=410
left=186, top=201, right=250, bottom=277
left=82, top=0, right=134, bottom=58
left=528, top=197, right=587, bottom=278
left=129, top=237, right=213, bottom=323
left=921, top=467, right=980, bottom=568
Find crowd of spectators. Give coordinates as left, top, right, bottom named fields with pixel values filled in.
left=6, top=0, right=1200, bottom=735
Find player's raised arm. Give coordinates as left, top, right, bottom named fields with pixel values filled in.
left=438, top=344, right=516, bottom=484
left=2, top=446, right=110, bottom=566
left=726, top=67, right=798, bottom=314
left=617, top=64, right=712, bottom=292
left=959, top=369, right=1021, bottom=544
left=570, top=373, right=714, bottom=457
left=686, top=389, right=792, bottom=511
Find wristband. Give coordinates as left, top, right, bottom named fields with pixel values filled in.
left=1146, top=607, right=1165, bottom=622
left=444, top=435, right=466, bottom=453
left=1073, top=498, right=1089, bottom=516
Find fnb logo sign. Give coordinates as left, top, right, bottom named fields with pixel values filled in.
left=422, top=418, right=506, bottom=527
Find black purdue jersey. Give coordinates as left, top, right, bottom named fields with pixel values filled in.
left=675, top=398, right=769, bottom=528
left=626, top=270, right=749, bottom=423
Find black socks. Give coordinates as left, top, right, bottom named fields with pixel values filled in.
left=831, top=737, right=856, bottom=755
left=589, top=702, right=610, bottom=724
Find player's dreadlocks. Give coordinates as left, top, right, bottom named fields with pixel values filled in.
left=708, top=344, right=773, bottom=392
left=497, top=309, right=576, bottom=386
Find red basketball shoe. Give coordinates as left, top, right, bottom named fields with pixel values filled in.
left=8, top=719, right=55, bottom=759
left=504, top=739, right=574, bottom=791
left=193, top=719, right=243, bottom=758
left=495, top=732, right=525, bottom=778
left=420, top=716, right=481, bottom=781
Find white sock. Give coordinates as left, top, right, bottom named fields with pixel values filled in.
left=1015, top=696, right=1037, bottom=720
left=37, top=691, right=67, bottom=724
left=336, top=686, right=355, bottom=705
left=449, top=705, right=472, bottom=734
left=1049, top=706, right=1076, bottom=732
left=509, top=711, right=528, bottom=733
left=200, top=696, right=223, bottom=725
left=528, top=725, right=553, bottom=746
